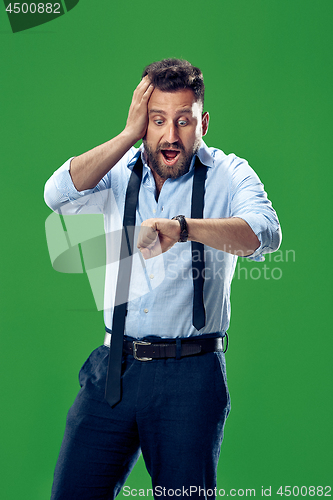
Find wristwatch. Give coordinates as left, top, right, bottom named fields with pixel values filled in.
left=171, top=215, right=188, bottom=242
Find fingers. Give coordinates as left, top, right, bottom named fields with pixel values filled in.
left=137, top=219, right=179, bottom=260
left=137, top=225, right=158, bottom=249
left=125, top=77, right=154, bottom=142
left=137, top=224, right=162, bottom=260
left=134, top=75, right=154, bottom=100
left=143, top=81, right=154, bottom=101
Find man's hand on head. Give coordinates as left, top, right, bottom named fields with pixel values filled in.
left=67, top=77, right=153, bottom=192
left=137, top=218, right=181, bottom=259
left=125, top=76, right=154, bottom=143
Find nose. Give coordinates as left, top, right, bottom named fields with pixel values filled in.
left=165, top=121, right=179, bottom=144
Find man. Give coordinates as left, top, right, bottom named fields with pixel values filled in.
left=44, top=59, right=281, bottom=500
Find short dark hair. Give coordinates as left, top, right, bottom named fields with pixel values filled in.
left=142, top=58, right=205, bottom=107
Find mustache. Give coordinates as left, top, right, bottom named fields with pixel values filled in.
left=157, top=141, right=185, bottom=152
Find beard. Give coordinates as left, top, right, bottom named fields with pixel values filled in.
left=143, top=139, right=200, bottom=180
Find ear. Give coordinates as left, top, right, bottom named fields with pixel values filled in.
left=201, top=112, right=209, bottom=136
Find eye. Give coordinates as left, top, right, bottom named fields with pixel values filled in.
left=154, top=119, right=164, bottom=126
left=178, top=120, right=188, bottom=126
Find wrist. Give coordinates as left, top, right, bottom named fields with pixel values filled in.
left=185, top=218, right=196, bottom=242
left=120, top=127, right=141, bottom=148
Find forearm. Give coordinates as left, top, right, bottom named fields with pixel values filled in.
left=187, top=217, right=260, bottom=256
left=137, top=217, right=260, bottom=259
left=69, top=129, right=136, bottom=191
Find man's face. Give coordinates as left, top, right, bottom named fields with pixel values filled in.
left=143, top=88, right=209, bottom=180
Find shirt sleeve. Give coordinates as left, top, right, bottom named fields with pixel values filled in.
left=44, top=157, right=112, bottom=215
left=229, top=156, right=282, bottom=261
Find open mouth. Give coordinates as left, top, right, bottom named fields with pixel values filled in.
left=161, top=149, right=181, bottom=166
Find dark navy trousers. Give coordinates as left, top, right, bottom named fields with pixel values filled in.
left=51, top=343, right=230, bottom=500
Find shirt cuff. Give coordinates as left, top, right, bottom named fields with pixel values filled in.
left=53, top=157, right=96, bottom=202
left=238, top=213, right=282, bottom=262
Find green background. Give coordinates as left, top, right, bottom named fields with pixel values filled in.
left=1, top=0, right=332, bottom=498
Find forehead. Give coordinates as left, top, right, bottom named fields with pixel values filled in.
left=148, top=88, right=201, bottom=115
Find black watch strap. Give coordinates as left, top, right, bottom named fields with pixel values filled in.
left=172, top=215, right=188, bottom=242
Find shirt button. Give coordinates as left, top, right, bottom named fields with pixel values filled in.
left=149, top=274, right=154, bottom=280
left=144, top=308, right=149, bottom=313
left=161, top=207, right=164, bottom=212
left=153, top=209, right=156, bottom=214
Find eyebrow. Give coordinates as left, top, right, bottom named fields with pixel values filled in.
left=149, top=108, right=193, bottom=115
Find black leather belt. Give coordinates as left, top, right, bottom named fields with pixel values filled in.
left=104, top=332, right=227, bottom=361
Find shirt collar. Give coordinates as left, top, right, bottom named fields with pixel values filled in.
left=196, top=140, right=215, bottom=168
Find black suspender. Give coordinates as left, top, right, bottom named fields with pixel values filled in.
left=105, top=157, right=143, bottom=407
left=191, top=156, right=207, bottom=330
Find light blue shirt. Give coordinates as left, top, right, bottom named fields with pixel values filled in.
left=44, top=140, right=281, bottom=339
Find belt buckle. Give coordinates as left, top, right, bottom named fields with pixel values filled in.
left=133, top=340, right=152, bottom=361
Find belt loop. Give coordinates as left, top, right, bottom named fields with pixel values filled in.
left=176, top=339, right=182, bottom=360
